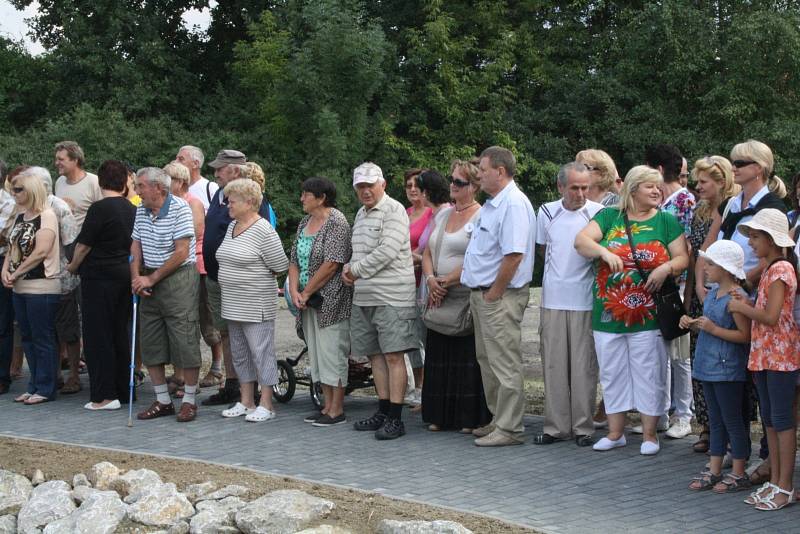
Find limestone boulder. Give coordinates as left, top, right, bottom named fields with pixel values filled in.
left=376, top=520, right=473, bottom=534
left=0, top=469, right=33, bottom=515
left=190, top=496, right=246, bottom=534
left=0, top=515, right=16, bottom=534
left=235, top=490, right=334, bottom=534
left=17, top=480, right=75, bottom=534
left=87, top=463, right=120, bottom=491
left=197, top=485, right=248, bottom=502
left=43, top=490, right=126, bottom=534
left=126, top=483, right=194, bottom=527
left=184, top=482, right=216, bottom=504
left=112, top=468, right=162, bottom=498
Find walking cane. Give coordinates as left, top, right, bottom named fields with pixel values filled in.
left=127, top=294, right=139, bottom=428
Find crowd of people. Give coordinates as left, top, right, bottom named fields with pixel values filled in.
left=1, top=139, right=799, bottom=511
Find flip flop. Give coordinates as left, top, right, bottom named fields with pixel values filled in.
left=14, top=393, right=31, bottom=403
left=24, top=394, right=49, bottom=405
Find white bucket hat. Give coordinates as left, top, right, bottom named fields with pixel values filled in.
left=736, top=208, right=795, bottom=248
left=699, top=240, right=746, bottom=280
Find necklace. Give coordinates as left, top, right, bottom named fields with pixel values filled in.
left=454, top=202, right=477, bottom=213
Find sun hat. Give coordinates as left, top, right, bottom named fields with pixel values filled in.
left=699, top=240, right=746, bottom=280
left=353, top=162, right=383, bottom=186
left=736, top=208, right=795, bottom=248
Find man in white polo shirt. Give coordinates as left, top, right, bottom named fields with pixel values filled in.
left=175, top=145, right=219, bottom=212
left=462, top=146, right=536, bottom=447
left=533, top=162, right=603, bottom=447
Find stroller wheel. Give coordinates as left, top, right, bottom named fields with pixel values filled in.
left=272, top=359, right=296, bottom=403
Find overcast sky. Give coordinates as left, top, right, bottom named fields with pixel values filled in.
left=0, top=0, right=214, bottom=55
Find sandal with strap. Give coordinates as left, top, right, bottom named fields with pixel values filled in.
left=200, top=370, right=223, bottom=388
left=688, top=471, right=722, bottom=491
left=713, top=473, right=753, bottom=494
left=749, top=460, right=771, bottom=486
left=745, top=482, right=776, bottom=505
left=755, top=486, right=796, bottom=511
left=692, top=430, right=710, bottom=453
left=14, top=392, right=32, bottom=403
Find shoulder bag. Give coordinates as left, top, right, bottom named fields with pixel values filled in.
left=624, top=213, right=688, bottom=341
left=422, top=208, right=473, bottom=337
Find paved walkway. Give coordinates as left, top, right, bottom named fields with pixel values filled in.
left=1, top=374, right=798, bottom=533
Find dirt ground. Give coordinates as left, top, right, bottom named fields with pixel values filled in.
left=0, top=437, right=534, bottom=533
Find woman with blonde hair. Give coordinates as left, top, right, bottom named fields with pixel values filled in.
left=242, top=161, right=278, bottom=228
left=576, top=149, right=621, bottom=206
left=575, top=165, right=689, bottom=455
left=3, top=172, right=61, bottom=405
left=683, top=156, right=738, bottom=452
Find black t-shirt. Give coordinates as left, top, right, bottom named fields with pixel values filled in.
left=76, top=196, right=136, bottom=279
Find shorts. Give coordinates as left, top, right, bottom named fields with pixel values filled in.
left=350, top=304, right=420, bottom=357
left=205, top=277, right=228, bottom=333
left=139, top=265, right=201, bottom=368
left=55, top=286, right=81, bottom=344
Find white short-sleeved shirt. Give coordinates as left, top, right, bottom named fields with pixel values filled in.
left=461, top=181, right=536, bottom=288
left=536, top=199, right=603, bottom=311
left=188, top=177, right=220, bottom=212
left=718, top=185, right=770, bottom=273
left=54, top=172, right=103, bottom=230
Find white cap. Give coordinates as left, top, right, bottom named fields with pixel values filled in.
left=737, top=208, right=795, bottom=248
left=353, top=162, right=384, bottom=186
left=699, top=240, right=746, bottom=280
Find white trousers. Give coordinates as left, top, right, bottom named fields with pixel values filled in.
left=593, top=330, right=669, bottom=417
left=668, top=333, right=693, bottom=419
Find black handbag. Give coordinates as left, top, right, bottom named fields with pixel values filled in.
left=623, top=214, right=689, bottom=341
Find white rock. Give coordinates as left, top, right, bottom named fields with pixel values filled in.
left=30, top=470, right=45, bottom=486
left=235, top=490, right=334, bottom=534
left=112, top=468, right=162, bottom=497
left=184, top=482, right=216, bottom=504
left=17, top=480, right=75, bottom=534
left=168, top=521, right=190, bottom=534
left=190, top=496, right=246, bottom=534
left=0, top=515, right=16, bottom=534
left=197, top=484, right=248, bottom=501
left=0, top=469, right=33, bottom=515
left=43, top=490, right=126, bottom=534
left=294, top=526, right=353, bottom=534
left=71, top=486, right=104, bottom=504
left=376, top=520, right=473, bottom=534
left=126, top=483, right=194, bottom=527
left=87, top=462, right=120, bottom=491
left=72, top=474, right=91, bottom=488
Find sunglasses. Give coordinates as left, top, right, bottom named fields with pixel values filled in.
left=732, top=160, right=757, bottom=169
left=448, top=176, right=470, bottom=188
left=11, top=187, right=23, bottom=194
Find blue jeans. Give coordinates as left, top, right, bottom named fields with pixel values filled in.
left=13, top=292, right=60, bottom=399
left=0, top=259, right=15, bottom=387
left=702, top=381, right=748, bottom=460
left=752, top=370, right=800, bottom=432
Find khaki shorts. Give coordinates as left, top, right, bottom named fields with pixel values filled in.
left=205, top=277, right=228, bottom=333
left=350, top=304, right=420, bottom=357
left=139, top=265, right=201, bottom=368
left=55, top=286, right=81, bottom=344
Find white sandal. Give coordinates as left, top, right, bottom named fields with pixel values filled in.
left=14, top=393, right=31, bottom=403
left=745, top=482, right=777, bottom=505
left=221, top=402, right=254, bottom=418
left=756, top=486, right=796, bottom=511
left=245, top=406, right=276, bottom=423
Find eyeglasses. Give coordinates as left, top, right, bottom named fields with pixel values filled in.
left=448, top=176, right=471, bottom=188
left=584, top=165, right=601, bottom=172
left=732, top=160, right=757, bottom=169
left=11, top=187, right=23, bottom=194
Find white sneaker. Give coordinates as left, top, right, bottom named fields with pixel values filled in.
left=222, top=402, right=254, bottom=418
left=640, top=440, right=660, bottom=455
left=593, top=435, right=627, bottom=451
left=631, top=418, right=669, bottom=434
left=665, top=417, right=692, bottom=439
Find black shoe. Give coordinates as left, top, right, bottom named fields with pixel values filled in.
left=304, top=411, right=323, bottom=423
left=353, top=412, right=387, bottom=431
left=201, top=388, right=240, bottom=406
left=312, top=413, right=347, bottom=427
left=575, top=435, right=594, bottom=447
left=533, top=433, right=559, bottom=445
left=375, top=418, right=405, bottom=440
left=0, top=383, right=8, bottom=395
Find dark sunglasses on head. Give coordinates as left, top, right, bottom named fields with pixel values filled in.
left=11, top=187, right=23, bottom=194
left=448, top=176, right=470, bottom=188
left=732, top=160, right=757, bottom=168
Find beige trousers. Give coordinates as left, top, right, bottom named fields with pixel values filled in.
left=471, top=286, right=530, bottom=437
left=539, top=308, right=598, bottom=438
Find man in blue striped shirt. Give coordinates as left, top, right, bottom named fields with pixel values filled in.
left=130, top=167, right=201, bottom=423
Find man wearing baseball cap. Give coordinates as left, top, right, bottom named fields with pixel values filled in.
left=343, top=162, right=419, bottom=440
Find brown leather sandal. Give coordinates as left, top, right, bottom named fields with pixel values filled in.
left=136, top=401, right=175, bottom=420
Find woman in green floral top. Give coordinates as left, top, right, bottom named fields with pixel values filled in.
left=575, top=166, right=689, bottom=455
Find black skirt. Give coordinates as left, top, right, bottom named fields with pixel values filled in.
left=421, top=329, right=492, bottom=430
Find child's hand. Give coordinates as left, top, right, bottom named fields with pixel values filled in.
left=679, top=315, right=694, bottom=329
left=727, top=290, right=747, bottom=313
left=694, top=316, right=716, bottom=334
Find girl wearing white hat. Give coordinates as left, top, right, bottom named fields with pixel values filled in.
left=728, top=208, right=800, bottom=510
left=681, top=240, right=751, bottom=493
